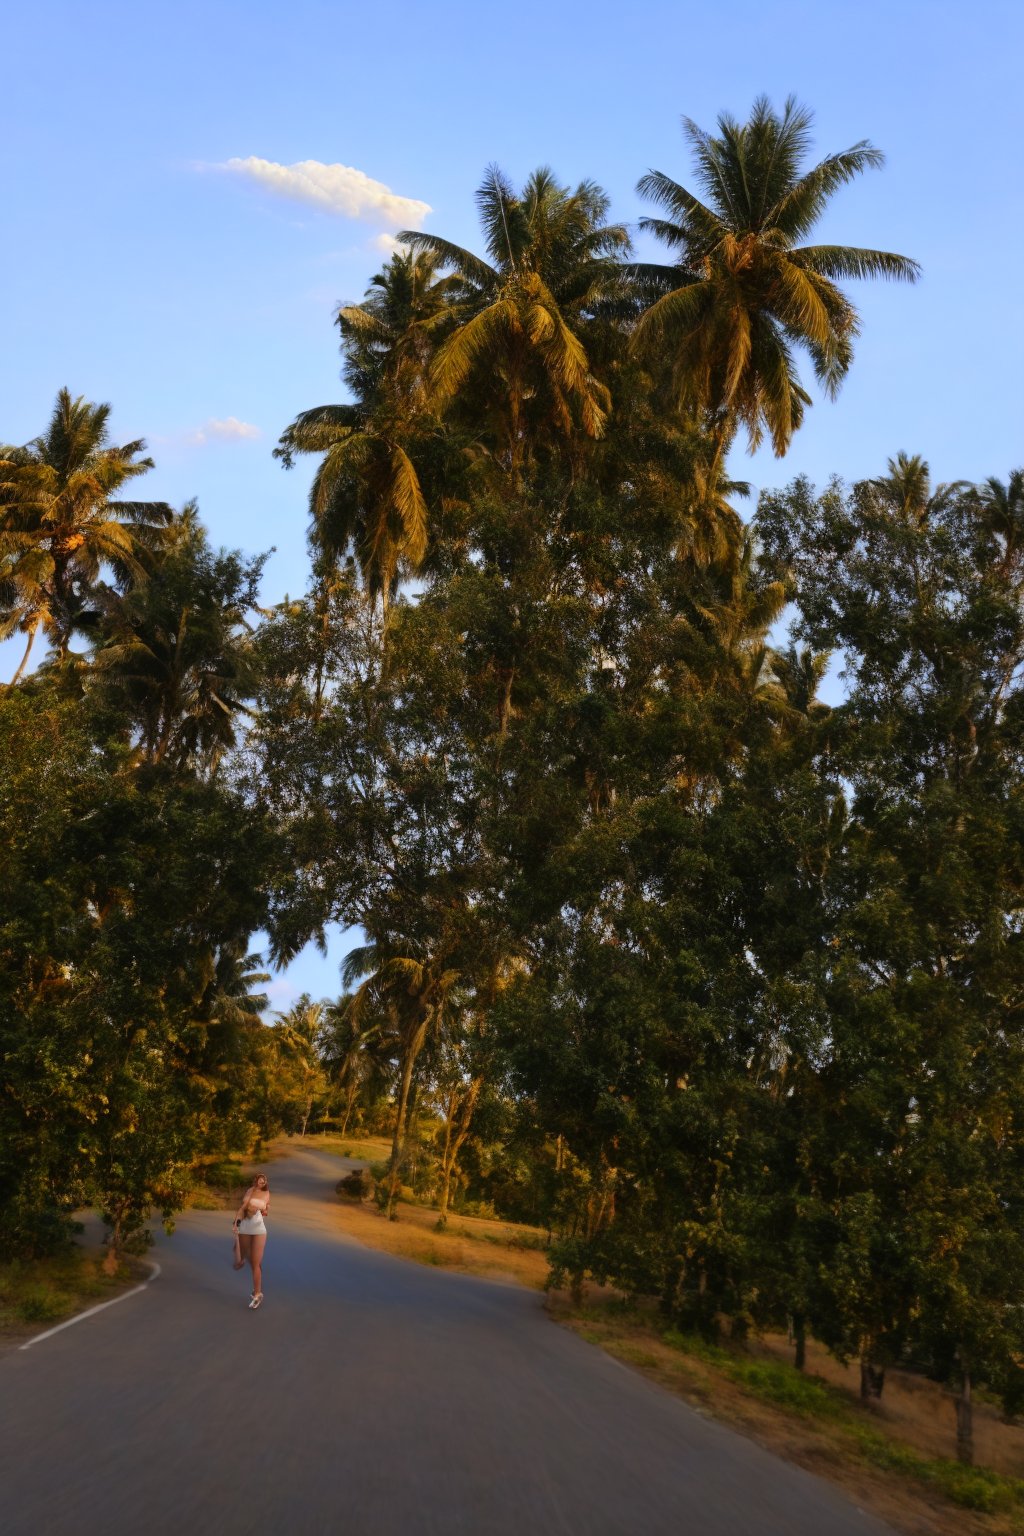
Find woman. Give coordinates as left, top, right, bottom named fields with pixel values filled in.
left=233, top=1173, right=270, bottom=1309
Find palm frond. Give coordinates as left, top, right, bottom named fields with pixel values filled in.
left=429, top=300, right=518, bottom=403
left=791, top=245, right=921, bottom=283
left=397, top=231, right=498, bottom=290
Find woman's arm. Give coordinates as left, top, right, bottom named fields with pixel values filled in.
left=233, top=1187, right=253, bottom=1225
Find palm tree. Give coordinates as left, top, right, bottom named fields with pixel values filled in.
left=276, top=251, right=458, bottom=602
left=631, top=97, right=920, bottom=458
left=275, top=996, right=328, bottom=1137
left=92, top=506, right=262, bottom=771
left=668, top=533, right=790, bottom=776
left=868, top=451, right=969, bottom=523
left=344, top=942, right=460, bottom=1218
left=190, top=941, right=271, bottom=1081
left=978, top=469, right=1024, bottom=574
left=399, top=166, right=631, bottom=468
left=0, top=389, right=172, bottom=680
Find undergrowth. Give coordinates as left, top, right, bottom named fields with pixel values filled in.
left=0, top=1250, right=134, bottom=1330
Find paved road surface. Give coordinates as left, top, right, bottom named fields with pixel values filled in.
left=0, top=1145, right=893, bottom=1536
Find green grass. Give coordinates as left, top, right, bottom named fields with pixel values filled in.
left=657, top=1327, right=1024, bottom=1515
left=0, top=1250, right=134, bottom=1331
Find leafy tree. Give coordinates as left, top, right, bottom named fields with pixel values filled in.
left=758, top=459, right=1024, bottom=1455
left=0, top=608, right=270, bottom=1258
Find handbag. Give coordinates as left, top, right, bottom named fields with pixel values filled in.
left=232, top=1228, right=244, bottom=1269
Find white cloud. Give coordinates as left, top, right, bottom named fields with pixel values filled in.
left=370, top=231, right=406, bottom=256
left=186, top=417, right=262, bottom=446
left=213, top=156, right=431, bottom=229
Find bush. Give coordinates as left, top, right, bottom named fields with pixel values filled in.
left=16, top=1286, right=70, bottom=1323
left=0, top=1205, right=82, bottom=1263
left=336, top=1168, right=374, bottom=1202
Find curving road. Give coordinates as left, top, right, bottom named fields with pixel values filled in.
left=0, top=1145, right=892, bottom=1536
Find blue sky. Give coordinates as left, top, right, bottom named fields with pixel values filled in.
left=4, top=0, right=1022, bottom=1007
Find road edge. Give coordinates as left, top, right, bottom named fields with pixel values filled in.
left=18, top=1259, right=161, bottom=1352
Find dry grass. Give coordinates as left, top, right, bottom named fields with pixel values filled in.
left=331, top=1197, right=552, bottom=1289
left=553, top=1302, right=1024, bottom=1536
left=300, top=1131, right=552, bottom=1287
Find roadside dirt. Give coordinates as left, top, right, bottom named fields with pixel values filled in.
left=552, top=1303, right=1024, bottom=1536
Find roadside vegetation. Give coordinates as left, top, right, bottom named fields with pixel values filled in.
left=3, top=93, right=1023, bottom=1498
left=0, top=1248, right=141, bottom=1343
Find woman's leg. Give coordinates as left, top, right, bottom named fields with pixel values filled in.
left=238, top=1233, right=253, bottom=1288
left=250, top=1234, right=266, bottom=1299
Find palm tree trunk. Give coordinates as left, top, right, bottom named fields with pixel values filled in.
left=8, top=620, right=40, bottom=686
left=339, top=1080, right=358, bottom=1139
left=436, top=1077, right=482, bottom=1229
left=385, top=1019, right=428, bottom=1219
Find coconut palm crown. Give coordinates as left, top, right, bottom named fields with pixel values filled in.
left=0, top=388, right=173, bottom=680
left=632, top=96, right=920, bottom=456
left=399, top=166, right=631, bottom=464
left=275, top=250, right=457, bottom=601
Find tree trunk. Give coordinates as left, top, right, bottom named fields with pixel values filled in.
left=793, top=1314, right=807, bottom=1372
left=300, top=1093, right=313, bottom=1137
left=956, top=1355, right=974, bottom=1465
left=436, top=1077, right=482, bottom=1230
left=103, top=1211, right=123, bottom=1276
left=385, top=1019, right=428, bottom=1220
left=8, top=621, right=40, bottom=687
left=338, top=1081, right=358, bottom=1139
left=859, top=1356, right=886, bottom=1404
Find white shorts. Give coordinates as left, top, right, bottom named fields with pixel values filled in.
left=238, top=1215, right=266, bottom=1236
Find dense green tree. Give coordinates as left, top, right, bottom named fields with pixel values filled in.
left=0, top=679, right=271, bottom=1260
left=758, top=459, right=1024, bottom=1456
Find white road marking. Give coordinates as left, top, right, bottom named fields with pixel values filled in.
left=18, top=1260, right=161, bottom=1351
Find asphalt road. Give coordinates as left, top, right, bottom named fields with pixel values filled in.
left=0, top=1145, right=893, bottom=1536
